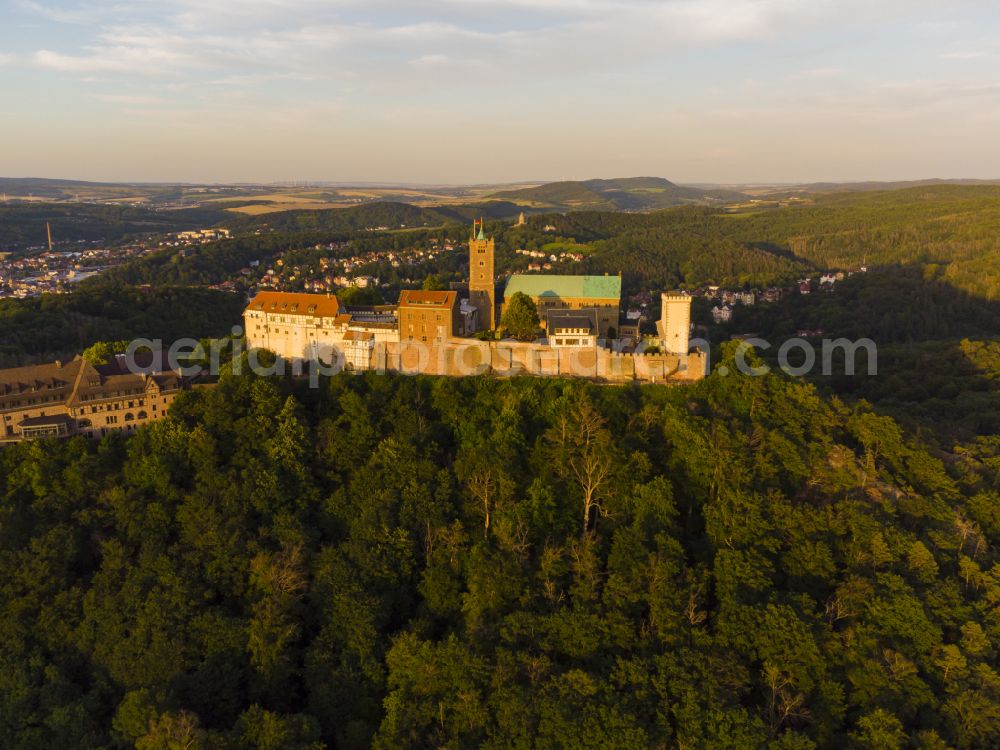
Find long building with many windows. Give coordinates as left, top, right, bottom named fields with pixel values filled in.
left=243, top=290, right=400, bottom=362
left=0, top=355, right=185, bottom=443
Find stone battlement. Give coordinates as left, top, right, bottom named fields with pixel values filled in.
left=307, top=338, right=707, bottom=384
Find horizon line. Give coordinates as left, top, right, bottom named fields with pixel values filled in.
left=4, top=175, right=1000, bottom=190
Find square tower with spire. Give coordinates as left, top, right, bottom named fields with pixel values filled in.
left=468, top=218, right=496, bottom=331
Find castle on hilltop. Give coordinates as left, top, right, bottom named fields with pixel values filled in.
left=243, top=219, right=705, bottom=383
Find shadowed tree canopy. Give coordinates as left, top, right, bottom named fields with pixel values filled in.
left=0, top=345, right=998, bottom=749
left=421, top=274, right=447, bottom=292
left=500, top=291, right=541, bottom=340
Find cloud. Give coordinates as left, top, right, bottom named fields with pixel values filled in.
left=876, top=79, right=1000, bottom=106
left=940, top=50, right=993, bottom=60
left=411, top=54, right=451, bottom=66
left=16, top=0, right=129, bottom=25
left=0, top=53, right=16, bottom=66
left=93, top=93, right=166, bottom=105
left=34, top=44, right=189, bottom=74
left=23, top=0, right=933, bottom=87
left=788, top=67, right=848, bottom=80
left=14, top=0, right=1000, bottom=184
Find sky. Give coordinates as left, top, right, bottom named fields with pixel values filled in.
left=0, top=0, right=999, bottom=184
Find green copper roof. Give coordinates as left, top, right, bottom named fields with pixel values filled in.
left=477, top=229, right=486, bottom=241
left=504, top=274, right=622, bottom=301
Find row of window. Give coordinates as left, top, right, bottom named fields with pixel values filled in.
left=78, top=388, right=145, bottom=402
left=0, top=392, right=66, bottom=408
left=85, top=408, right=155, bottom=428
left=537, top=301, right=618, bottom=309
left=19, top=424, right=70, bottom=439
left=6, top=398, right=153, bottom=421
left=75, top=398, right=146, bottom=416
left=256, top=314, right=336, bottom=324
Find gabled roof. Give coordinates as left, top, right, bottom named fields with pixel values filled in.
left=398, top=290, right=457, bottom=308
left=0, top=360, right=82, bottom=399
left=548, top=312, right=594, bottom=332
left=505, top=274, right=621, bottom=301
left=0, top=360, right=81, bottom=387
left=246, top=291, right=342, bottom=318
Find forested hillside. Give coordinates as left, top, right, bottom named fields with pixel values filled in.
left=0, top=283, right=244, bottom=365
left=492, top=177, right=746, bottom=210
left=1, top=350, right=998, bottom=749
left=0, top=204, right=228, bottom=250
left=729, top=267, right=1000, bottom=344
left=718, top=186, right=1000, bottom=300
left=23, top=185, right=999, bottom=301
left=223, top=201, right=523, bottom=235
left=528, top=185, right=1000, bottom=298
left=704, top=267, right=1000, bottom=441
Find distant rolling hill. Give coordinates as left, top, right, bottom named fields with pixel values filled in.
left=223, top=200, right=526, bottom=233
left=763, top=178, right=1000, bottom=198
left=0, top=177, right=188, bottom=204
left=492, top=177, right=747, bottom=211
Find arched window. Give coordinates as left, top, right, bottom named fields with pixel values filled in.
left=124, top=413, right=135, bottom=422
left=137, top=411, right=148, bottom=420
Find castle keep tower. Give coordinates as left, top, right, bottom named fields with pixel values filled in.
left=659, top=292, right=692, bottom=355
left=468, top=218, right=496, bottom=331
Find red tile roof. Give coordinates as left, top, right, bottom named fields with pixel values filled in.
left=246, top=291, right=342, bottom=318
left=397, top=290, right=457, bottom=308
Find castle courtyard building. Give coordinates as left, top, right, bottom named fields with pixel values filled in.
left=397, top=289, right=462, bottom=343
left=503, top=274, right=623, bottom=338
left=547, top=311, right=598, bottom=348
left=244, top=291, right=345, bottom=361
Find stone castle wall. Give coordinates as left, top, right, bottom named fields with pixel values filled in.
left=349, top=339, right=706, bottom=383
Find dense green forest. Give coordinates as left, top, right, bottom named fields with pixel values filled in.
left=0, top=283, right=244, bottom=365
left=697, top=267, right=1000, bottom=441
left=722, top=187, right=1000, bottom=296
left=1, top=348, right=998, bottom=749
left=819, top=338, right=1000, bottom=442
left=725, top=267, right=1000, bottom=345
left=3, top=185, right=999, bottom=749
left=522, top=185, right=1000, bottom=296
